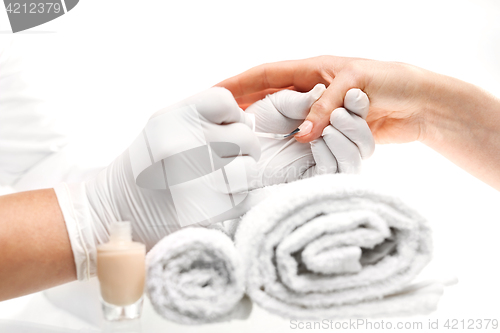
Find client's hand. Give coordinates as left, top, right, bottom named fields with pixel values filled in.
left=246, top=84, right=374, bottom=189
left=216, top=56, right=432, bottom=144
left=216, top=55, right=500, bottom=190
left=54, top=88, right=263, bottom=280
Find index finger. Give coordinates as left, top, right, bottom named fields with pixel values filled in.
left=215, top=57, right=334, bottom=98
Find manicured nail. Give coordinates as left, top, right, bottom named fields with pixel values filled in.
left=295, top=120, right=313, bottom=137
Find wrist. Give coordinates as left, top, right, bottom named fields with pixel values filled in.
left=417, top=70, right=479, bottom=146
left=417, top=71, right=500, bottom=189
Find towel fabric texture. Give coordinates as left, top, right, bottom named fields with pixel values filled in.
left=147, top=174, right=444, bottom=323
left=146, top=227, right=250, bottom=325
left=235, top=174, right=441, bottom=319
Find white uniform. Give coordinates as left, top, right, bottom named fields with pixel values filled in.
left=0, top=37, right=104, bottom=192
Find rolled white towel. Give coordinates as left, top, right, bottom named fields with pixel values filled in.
left=146, top=227, right=250, bottom=325
left=235, top=174, right=441, bottom=319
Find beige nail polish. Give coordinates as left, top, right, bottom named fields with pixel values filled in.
left=97, top=221, right=145, bottom=321
left=295, top=120, right=313, bottom=137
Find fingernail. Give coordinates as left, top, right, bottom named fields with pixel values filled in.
left=295, top=120, right=313, bottom=137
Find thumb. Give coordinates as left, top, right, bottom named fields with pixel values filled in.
left=294, top=74, right=355, bottom=143
left=268, top=84, right=326, bottom=120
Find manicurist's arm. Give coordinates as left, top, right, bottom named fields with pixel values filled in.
left=0, top=87, right=272, bottom=301
left=0, top=189, right=76, bottom=301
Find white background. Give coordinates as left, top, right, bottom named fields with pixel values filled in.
left=1, top=0, right=500, bottom=332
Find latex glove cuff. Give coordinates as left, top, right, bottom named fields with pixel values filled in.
left=54, top=182, right=97, bottom=280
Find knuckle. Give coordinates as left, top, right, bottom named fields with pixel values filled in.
left=311, top=99, right=331, bottom=115
left=319, top=68, right=334, bottom=84
left=317, top=55, right=334, bottom=67
left=341, top=62, right=363, bottom=86
left=315, top=56, right=335, bottom=83
left=317, top=55, right=330, bottom=62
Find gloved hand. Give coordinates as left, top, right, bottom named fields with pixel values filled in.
left=246, top=84, right=375, bottom=189
left=54, top=88, right=263, bottom=280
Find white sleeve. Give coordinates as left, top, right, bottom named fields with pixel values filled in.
left=0, top=37, right=67, bottom=187
left=12, top=142, right=107, bottom=191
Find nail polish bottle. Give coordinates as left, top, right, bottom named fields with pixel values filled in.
left=97, top=221, right=146, bottom=321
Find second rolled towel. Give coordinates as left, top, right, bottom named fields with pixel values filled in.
left=146, top=227, right=250, bottom=325
left=235, top=174, right=440, bottom=320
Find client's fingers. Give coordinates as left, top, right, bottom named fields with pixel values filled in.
left=322, top=125, right=362, bottom=174
left=330, top=107, right=375, bottom=159
left=214, top=58, right=326, bottom=98
left=295, top=73, right=360, bottom=143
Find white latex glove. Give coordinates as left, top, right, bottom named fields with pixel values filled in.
left=55, top=87, right=263, bottom=280
left=246, top=84, right=375, bottom=188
